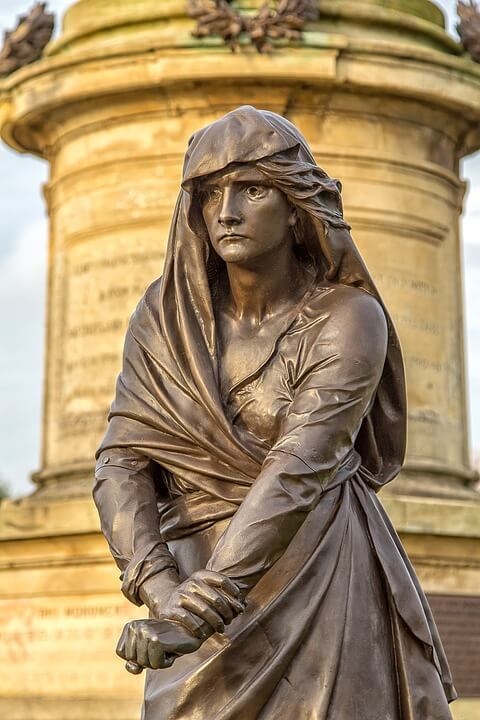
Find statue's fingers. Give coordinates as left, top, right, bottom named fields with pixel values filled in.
left=197, top=570, right=242, bottom=599
left=159, top=653, right=176, bottom=669
left=195, top=573, right=246, bottom=616
left=134, top=637, right=151, bottom=669
left=166, top=609, right=208, bottom=640
left=147, top=638, right=173, bottom=670
left=179, top=594, right=224, bottom=633
left=123, top=623, right=139, bottom=662
left=116, top=624, right=129, bottom=659
left=199, top=578, right=246, bottom=619
left=116, top=622, right=138, bottom=660
left=125, top=660, right=144, bottom=675
left=191, top=581, right=236, bottom=624
left=215, top=588, right=246, bottom=616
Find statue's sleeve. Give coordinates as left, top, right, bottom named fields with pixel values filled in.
left=93, top=449, right=178, bottom=606
left=207, top=290, right=388, bottom=594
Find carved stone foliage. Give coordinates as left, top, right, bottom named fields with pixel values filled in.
left=186, top=0, right=319, bottom=53
left=0, top=2, right=54, bottom=78
left=458, top=0, right=480, bottom=62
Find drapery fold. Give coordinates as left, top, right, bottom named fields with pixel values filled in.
left=94, top=106, right=455, bottom=718
left=98, top=106, right=406, bottom=496
left=142, top=473, right=454, bottom=719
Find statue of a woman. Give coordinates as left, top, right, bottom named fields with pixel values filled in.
left=94, top=106, right=456, bottom=719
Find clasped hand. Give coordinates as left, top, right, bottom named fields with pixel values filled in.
left=117, top=570, right=245, bottom=673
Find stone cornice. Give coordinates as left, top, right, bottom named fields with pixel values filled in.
left=2, top=35, right=480, bottom=158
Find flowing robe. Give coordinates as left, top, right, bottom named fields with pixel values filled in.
left=94, top=104, right=455, bottom=719
left=94, top=279, right=455, bottom=720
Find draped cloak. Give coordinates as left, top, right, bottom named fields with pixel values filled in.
left=94, top=106, right=456, bottom=719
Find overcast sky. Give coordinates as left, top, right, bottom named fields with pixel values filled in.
left=0, top=0, right=478, bottom=496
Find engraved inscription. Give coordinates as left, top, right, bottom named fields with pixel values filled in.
left=409, top=356, right=445, bottom=373
left=396, top=314, right=441, bottom=336
left=375, top=270, right=439, bottom=297
left=56, top=240, right=164, bottom=447
left=0, top=596, right=144, bottom=696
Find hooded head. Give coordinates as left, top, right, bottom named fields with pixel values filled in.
left=182, top=106, right=355, bottom=283
left=101, top=106, right=406, bottom=491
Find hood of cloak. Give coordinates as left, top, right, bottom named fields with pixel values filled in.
left=97, top=105, right=406, bottom=499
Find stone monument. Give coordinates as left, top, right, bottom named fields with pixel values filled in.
left=0, top=1, right=479, bottom=718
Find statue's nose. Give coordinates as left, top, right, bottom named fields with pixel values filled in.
left=218, top=189, right=242, bottom=226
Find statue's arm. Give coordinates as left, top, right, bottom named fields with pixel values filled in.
left=93, top=449, right=181, bottom=607
left=94, top=450, right=245, bottom=671
left=207, top=290, right=388, bottom=595
left=94, top=449, right=243, bottom=618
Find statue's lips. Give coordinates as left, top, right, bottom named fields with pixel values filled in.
left=219, top=233, right=248, bottom=242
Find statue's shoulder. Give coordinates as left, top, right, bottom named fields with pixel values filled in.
left=300, top=282, right=387, bottom=346
left=306, top=281, right=383, bottom=318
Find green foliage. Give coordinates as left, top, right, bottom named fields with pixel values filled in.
left=0, top=478, right=10, bottom=501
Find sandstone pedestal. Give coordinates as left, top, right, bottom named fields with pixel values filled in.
left=0, top=1, right=479, bottom=717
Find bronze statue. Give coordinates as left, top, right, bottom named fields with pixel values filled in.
left=94, top=106, right=456, bottom=718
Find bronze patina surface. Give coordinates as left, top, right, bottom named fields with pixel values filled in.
left=94, top=106, right=456, bottom=719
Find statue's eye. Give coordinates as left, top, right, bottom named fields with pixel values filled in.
left=245, top=185, right=265, bottom=199
left=202, top=187, right=222, bottom=204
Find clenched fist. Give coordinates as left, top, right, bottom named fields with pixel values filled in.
left=117, top=617, right=202, bottom=673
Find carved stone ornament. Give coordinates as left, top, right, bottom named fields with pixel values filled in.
left=0, top=2, right=54, bottom=78
left=186, top=0, right=319, bottom=53
left=457, top=0, right=480, bottom=62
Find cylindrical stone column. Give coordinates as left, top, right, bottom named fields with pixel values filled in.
left=0, top=0, right=478, bottom=498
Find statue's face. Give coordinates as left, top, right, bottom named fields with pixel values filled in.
left=200, top=166, right=295, bottom=266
